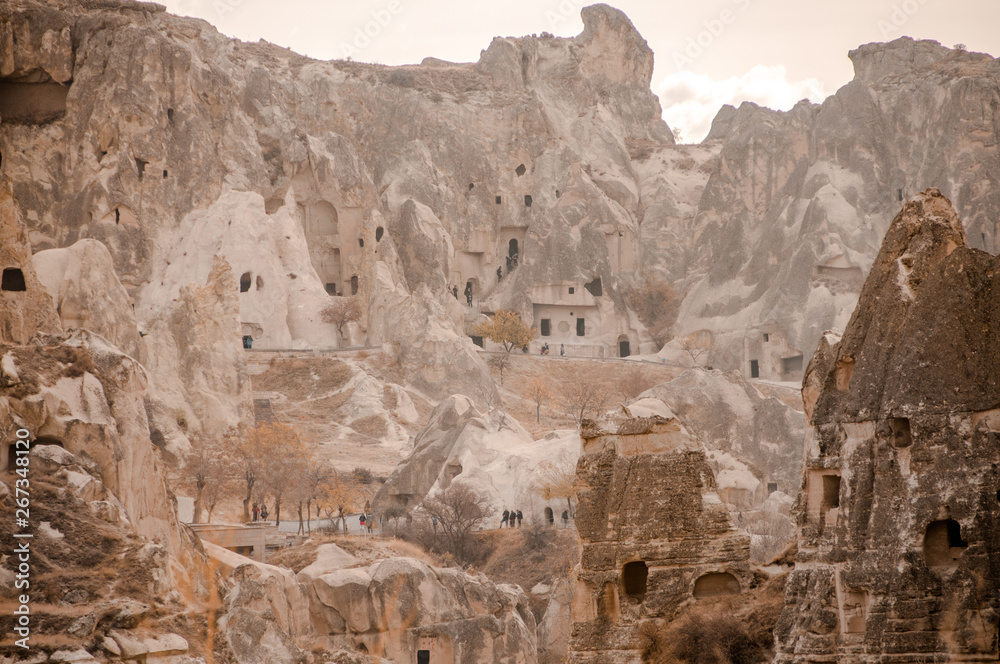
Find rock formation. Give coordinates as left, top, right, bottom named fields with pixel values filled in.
left=298, top=544, right=537, bottom=663
left=775, top=189, right=1000, bottom=662
left=374, top=395, right=582, bottom=522
left=663, top=39, right=1000, bottom=380
left=568, top=404, right=752, bottom=663
left=203, top=540, right=538, bottom=664
left=640, top=369, right=806, bottom=507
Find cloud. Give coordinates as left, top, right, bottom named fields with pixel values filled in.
left=656, top=65, right=826, bottom=143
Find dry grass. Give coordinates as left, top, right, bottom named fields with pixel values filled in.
left=493, top=354, right=685, bottom=436
left=267, top=534, right=441, bottom=573
left=476, top=526, right=579, bottom=619
left=641, top=573, right=787, bottom=664
left=350, top=414, right=388, bottom=439
left=253, top=357, right=353, bottom=401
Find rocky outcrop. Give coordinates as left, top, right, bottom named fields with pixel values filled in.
left=374, top=395, right=582, bottom=522
left=0, top=179, right=62, bottom=344
left=568, top=407, right=752, bottom=663
left=32, top=238, right=143, bottom=360
left=206, top=540, right=538, bottom=664
left=774, top=190, right=1000, bottom=662
left=297, top=544, right=537, bottom=663
left=0, top=0, right=674, bottom=409
left=640, top=369, right=806, bottom=505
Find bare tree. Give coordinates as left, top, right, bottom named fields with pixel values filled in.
left=229, top=422, right=303, bottom=522
left=473, top=382, right=507, bottom=432
left=321, top=297, right=364, bottom=346
left=677, top=332, right=711, bottom=365
left=487, top=352, right=513, bottom=385
left=523, top=377, right=551, bottom=423
left=623, top=275, right=680, bottom=347
left=616, top=365, right=654, bottom=401
left=416, top=483, right=494, bottom=566
left=317, top=468, right=367, bottom=534
left=560, top=381, right=610, bottom=426
left=181, top=434, right=235, bottom=524
left=535, top=449, right=578, bottom=517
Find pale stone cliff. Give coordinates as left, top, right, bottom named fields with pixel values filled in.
left=3, top=1, right=997, bottom=394
left=661, top=39, right=1000, bottom=380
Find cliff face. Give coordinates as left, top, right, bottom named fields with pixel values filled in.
left=3, top=1, right=998, bottom=395
left=0, top=0, right=678, bottom=420
left=775, top=189, right=1000, bottom=662
left=660, top=38, right=1000, bottom=381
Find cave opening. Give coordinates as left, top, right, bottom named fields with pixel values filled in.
left=375, top=226, right=384, bottom=242
left=890, top=417, right=912, bottom=448
left=1, top=268, right=26, bottom=292
left=515, top=164, right=526, bottom=176
left=0, top=76, right=70, bottom=124
left=693, top=572, right=740, bottom=598
left=239, top=272, right=252, bottom=293
left=822, top=475, right=840, bottom=510
left=924, top=519, right=968, bottom=567
left=622, top=561, right=648, bottom=598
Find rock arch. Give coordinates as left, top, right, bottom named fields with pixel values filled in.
left=693, top=572, right=740, bottom=598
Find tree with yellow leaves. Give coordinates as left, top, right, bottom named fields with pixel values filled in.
left=317, top=469, right=370, bottom=534
left=258, top=428, right=311, bottom=526
left=231, top=422, right=305, bottom=522
left=473, top=309, right=535, bottom=353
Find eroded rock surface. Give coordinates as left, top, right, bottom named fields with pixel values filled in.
left=775, top=189, right=1000, bottom=662
left=568, top=407, right=752, bottom=663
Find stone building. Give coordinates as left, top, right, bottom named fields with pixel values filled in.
left=775, top=190, right=1000, bottom=662
left=568, top=403, right=751, bottom=663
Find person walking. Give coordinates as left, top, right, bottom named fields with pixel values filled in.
left=260, top=505, right=269, bottom=521
left=561, top=510, right=569, bottom=528
left=252, top=504, right=259, bottom=522
left=501, top=509, right=509, bottom=528
left=516, top=510, right=523, bottom=527
left=359, top=513, right=366, bottom=533
left=560, top=344, right=564, bottom=356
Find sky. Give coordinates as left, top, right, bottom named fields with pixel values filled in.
left=163, top=0, right=1000, bottom=142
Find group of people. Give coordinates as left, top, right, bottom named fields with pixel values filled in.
left=451, top=283, right=477, bottom=306
left=500, top=508, right=523, bottom=528
left=358, top=513, right=374, bottom=534
left=251, top=503, right=269, bottom=522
